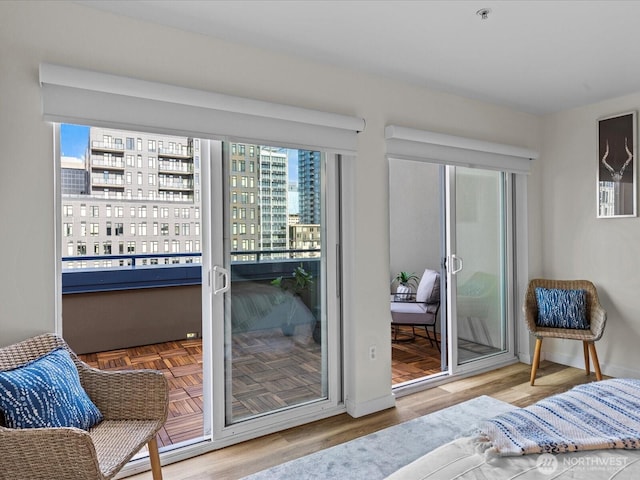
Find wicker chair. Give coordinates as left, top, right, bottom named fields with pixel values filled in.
left=0, top=333, right=169, bottom=480
left=524, top=279, right=607, bottom=386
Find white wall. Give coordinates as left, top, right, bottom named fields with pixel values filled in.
left=0, top=1, right=540, bottom=416
left=541, top=96, right=640, bottom=379
left=388, top=159, right=441, bottom=281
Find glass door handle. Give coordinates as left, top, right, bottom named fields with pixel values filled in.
left=450, top=254, right=463, bottom=275
left=212, top=265, right=230, bottom=295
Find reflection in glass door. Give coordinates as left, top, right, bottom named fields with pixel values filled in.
left=448, top=167, right=508, bottom=365
left=222, top=144, right=328, bottom=424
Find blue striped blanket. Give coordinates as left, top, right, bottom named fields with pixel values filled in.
left=478, top=378, right=640, bottom=456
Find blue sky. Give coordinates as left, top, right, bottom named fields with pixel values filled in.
left=60, top=124, right=89, bottom=159
left=287, top=149, right=298, bottom=182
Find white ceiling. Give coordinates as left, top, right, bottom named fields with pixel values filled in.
left=79, top=0, right=640, bottom=115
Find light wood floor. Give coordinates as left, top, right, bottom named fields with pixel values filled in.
left=128, top=360, right=606, bottom=480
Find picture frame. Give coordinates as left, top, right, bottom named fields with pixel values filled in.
left=597, top=111, right=637, bottom=218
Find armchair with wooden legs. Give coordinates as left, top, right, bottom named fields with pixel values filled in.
left=524, top=279, right=607, bottom=386
left=0, top=333, right=168, bottom=480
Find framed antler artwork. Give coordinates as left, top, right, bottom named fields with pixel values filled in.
left=597, top=111, right=637, bottom=218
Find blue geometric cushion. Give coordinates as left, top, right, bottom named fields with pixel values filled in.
left=535, top=287, right=590, bottom=329
left=0, top=348, right=103, bottom=430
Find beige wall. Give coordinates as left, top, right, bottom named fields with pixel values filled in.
left=0, top=1, right=540, bottom=415
left=540, top=95, right=640, bottom=378
left=388, top=159, right=441, bottom=280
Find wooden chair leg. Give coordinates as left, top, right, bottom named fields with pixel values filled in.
left=148, top=436, right=163, bottom=480
left=583, top=341, right=590, bottom=376
left=588, top=342, right=603, bottom=381
left=530, top=337, right=542, bottom=386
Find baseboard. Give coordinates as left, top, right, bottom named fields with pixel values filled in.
left=346, top=392, right=396, bottom=418
left=544, top=351, right=640, bottom=379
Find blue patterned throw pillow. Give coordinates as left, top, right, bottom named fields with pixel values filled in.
left=535, top=287, right=589, bottom=329
left=0, top=347, right=103, bottom=430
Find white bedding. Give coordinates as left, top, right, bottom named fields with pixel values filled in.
left=385, top=436, right=640, bottom=479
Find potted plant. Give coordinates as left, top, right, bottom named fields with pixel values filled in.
left=393, top=271, right=419, bottom=301
left=271, top=263, right=314, bottom=336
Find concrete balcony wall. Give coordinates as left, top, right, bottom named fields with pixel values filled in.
left=63, top=284, right=202, bottom=354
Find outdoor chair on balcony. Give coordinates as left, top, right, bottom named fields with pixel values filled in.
left=390, top=268, right=441, bottom=351
left=0, top=333, right=169, bottom=480
left=524, top=279, right=607, bottom=386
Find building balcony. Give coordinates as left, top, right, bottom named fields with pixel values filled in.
left=158, top=181, right=194, bottom=191
left=158, top=147, right=193, bottom=159
left=91, top=156, right=125, bottom=170
left=158, top=162, right=194, bottom=174
left=91, top=140, right=125, bottom=153
left=91, top=175, right=125, bottom=188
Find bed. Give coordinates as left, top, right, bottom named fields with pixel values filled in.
left=386, top=379, right=640, bottom=479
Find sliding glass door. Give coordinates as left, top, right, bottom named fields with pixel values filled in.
left=209, top=141, right=340, bottom=438
left=446, top=166, right=510, bottom=368
left=389, top=160, right=514, bottom=387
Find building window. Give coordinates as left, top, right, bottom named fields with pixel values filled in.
left=64, top=223, right=73, bottom=236
left=127, top=241, right=135, bottom=253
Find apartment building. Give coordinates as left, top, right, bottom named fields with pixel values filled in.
left=61, top=127, right=202, bottom=268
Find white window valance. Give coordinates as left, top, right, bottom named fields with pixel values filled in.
left=385, top=125, right=538, bottom=174
left=39, top=63, right=365, bottom=153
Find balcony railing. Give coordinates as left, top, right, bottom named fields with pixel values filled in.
left=61, top=250, right=321, bottom=293
left=91, top=141, right=125, bottom=152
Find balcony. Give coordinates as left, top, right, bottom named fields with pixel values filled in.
left=158, top=161, right=194, bottom=174
left=158, top=147, right=193, bottom=159
left=91, top=173, right=125, bottom=188
left=64, top=252, right=440, bottom=449
left=158, top=178, right=194, bottom=191
left=91, top=140, right=125, bottom=153
left=91, top=156, right=125, bottom=170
